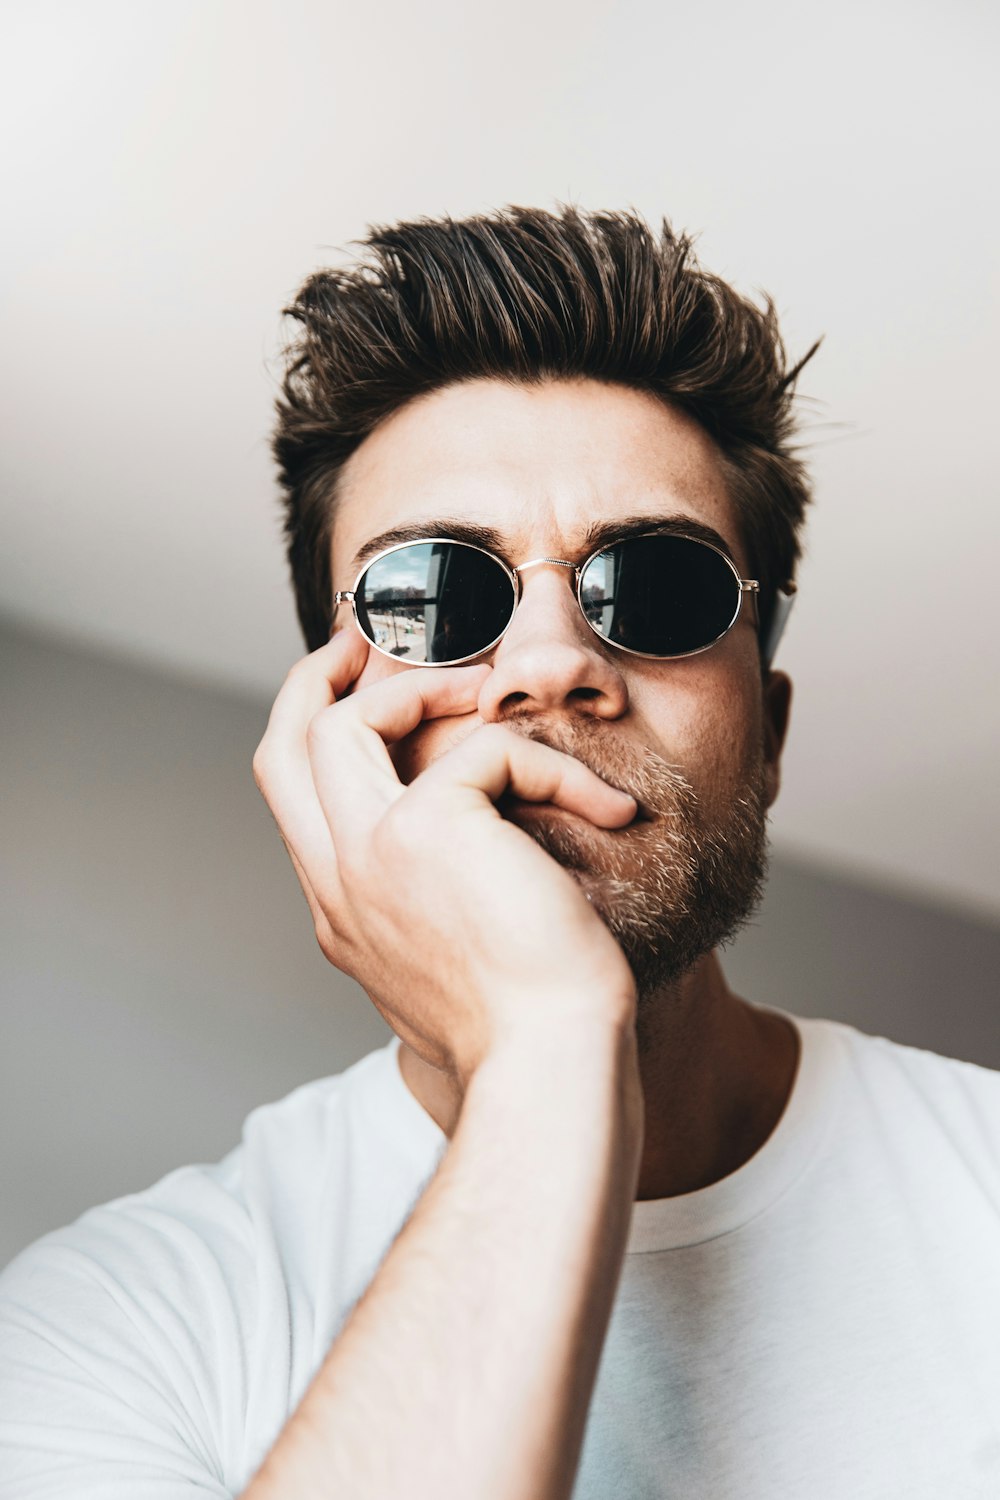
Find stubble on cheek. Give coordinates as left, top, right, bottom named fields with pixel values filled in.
left=494, top=711, right=769, bottom=999
left=503, top=750, right=704, bottom=925
left=496, top=711, right=703, bottom=887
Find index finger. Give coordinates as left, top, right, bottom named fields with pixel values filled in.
left=262, top=625, right=371, bottom=744
left=307, top=663, right=493, bottom=841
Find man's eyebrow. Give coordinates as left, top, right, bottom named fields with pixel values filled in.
left=350, top=520, right=508, bottom=576
left=349, top=513, right=739, bottom=577
left=580, top=514, right=737, bottom=565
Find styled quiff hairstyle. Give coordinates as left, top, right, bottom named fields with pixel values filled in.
left=273, top=205, right=817, bottom=655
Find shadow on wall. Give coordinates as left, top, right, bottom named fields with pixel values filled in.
left=2, top=617, right=998, bottom=1268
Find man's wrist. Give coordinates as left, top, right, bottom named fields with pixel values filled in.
left=467, top=1009, right=643, bottom=1140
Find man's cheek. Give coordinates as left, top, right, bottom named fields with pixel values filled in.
left=390, top=712, right=483, bottom=785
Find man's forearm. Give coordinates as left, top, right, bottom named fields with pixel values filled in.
left=243, top=1021, right=643, bottom=1500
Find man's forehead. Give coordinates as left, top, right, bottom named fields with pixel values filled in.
left=331, top=378, right=747, bottom=579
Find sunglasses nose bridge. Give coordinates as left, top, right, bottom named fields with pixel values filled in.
left=499, top=554, right=606, bottom=663
left=513, top=556, right=579, bottom=579
left=509, top=556, right=584, bottom=626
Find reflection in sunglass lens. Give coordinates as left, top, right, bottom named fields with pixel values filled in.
left=356, top=541, right=516, bottom=663
left=580, top=536, right=741, bottom=656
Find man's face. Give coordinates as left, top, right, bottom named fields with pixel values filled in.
left=329, top=378, right=791, bottom=1009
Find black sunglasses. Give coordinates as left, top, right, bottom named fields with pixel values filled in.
left=334, top=532, right=794, bottom=667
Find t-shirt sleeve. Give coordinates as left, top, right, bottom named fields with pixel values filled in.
left=0, top=1177, right=256, bottom=1500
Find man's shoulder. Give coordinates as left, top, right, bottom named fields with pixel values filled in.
left=832, top=1016, right=1000, bottom=1100
left=815, top=1014, right=1000, bottom=1182
left=0, top=1039, right=400, bottom=1308
left=0, top=1035, right=442, bottom=1487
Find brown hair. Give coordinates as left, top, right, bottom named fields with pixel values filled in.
left=272, top=205, right=818, bottom=654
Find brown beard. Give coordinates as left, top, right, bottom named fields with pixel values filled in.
left=498, top=712, right=769, bottom=1024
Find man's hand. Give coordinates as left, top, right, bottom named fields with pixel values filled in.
left=248, top=629, right=644, bottom=1500
left=252, top=628, right=639, bottom=1087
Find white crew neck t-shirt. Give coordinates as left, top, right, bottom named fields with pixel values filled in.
left=2, top=1006, right=1000, bottom=1498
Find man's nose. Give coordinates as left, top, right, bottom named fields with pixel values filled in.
left=476, top=565, right=629, bottom=723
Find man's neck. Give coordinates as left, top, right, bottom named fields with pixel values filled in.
left=394, top=951, right=800, bottom=1201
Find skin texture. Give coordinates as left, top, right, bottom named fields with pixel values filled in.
left=329, top=377, right=799, bottom=1200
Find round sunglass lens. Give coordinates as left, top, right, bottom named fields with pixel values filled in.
left=580, top=535, right=741, bottom=656
left=356, top=541, right=516, bottom=663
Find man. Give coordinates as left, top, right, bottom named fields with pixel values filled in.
left=2, top=207, right=999, bottom=1499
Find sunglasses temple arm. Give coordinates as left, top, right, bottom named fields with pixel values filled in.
left=761, top=584, right=796, bottom=670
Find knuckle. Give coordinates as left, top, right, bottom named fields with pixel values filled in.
left=305, top=704, right=338, bottom=753
left=332, top=815, right=374, bottom=882
left=333, top=838, right=366, bottom=888
left=251, top=743, right=272, bottom=793
left=471, top=721, right=515, bottom=756
left=477, top=721, right=510, bottom=743
left=314, top=913, right=339, bottom=964
left=478, top=722, right=547, bottom=767
left=375, top=795, right=426, bottom=857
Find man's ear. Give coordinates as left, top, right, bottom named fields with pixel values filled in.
left=762, top=670, right=793, bottom=809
